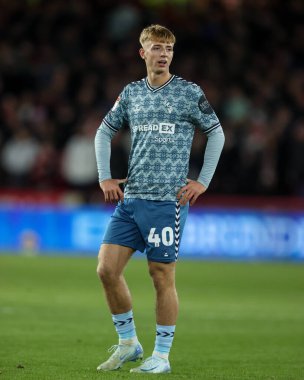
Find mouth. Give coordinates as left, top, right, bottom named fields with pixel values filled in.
left=157, top=60, right=167, bottom=66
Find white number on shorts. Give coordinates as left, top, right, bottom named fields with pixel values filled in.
left=162, top=227, right=174, bottom=246
left=148, top=227, right=174, bottom=247
left=148, top=228, right=161, bottom=247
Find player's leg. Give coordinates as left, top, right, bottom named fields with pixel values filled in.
left=130, top=199, right=188, bottom=374
left=149, top=260, right=178, bottom=355
left=97, top=244, right=143, bottom=371
left=130, top=261, right=176, bottom=374
left=148, top=261, right=178, bottom=327
left=96, top=200, right=146, bottom=371
left=97, top=243, right=133, bottom=314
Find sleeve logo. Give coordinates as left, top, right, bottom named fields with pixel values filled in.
left=198, top=95, right=214, bottom=115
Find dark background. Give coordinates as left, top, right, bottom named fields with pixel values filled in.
left=1, top=0, right=303, bottom=202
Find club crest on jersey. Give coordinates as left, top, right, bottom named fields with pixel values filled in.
left=133, top=104, right=141, bottom=113
left=165, top=101, right=173, bottom=114
left=112, top=96, right=121, bottom=111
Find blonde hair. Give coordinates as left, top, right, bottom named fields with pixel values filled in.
left=139, top=24, right=176, bottom=46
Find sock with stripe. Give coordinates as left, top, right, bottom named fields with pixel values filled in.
left=112, top=310, right=138, bottom=345
left=153, top=324, right=176, bottom=360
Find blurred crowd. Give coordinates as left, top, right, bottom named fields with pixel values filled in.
left=0, top=0, right=304, bottom=201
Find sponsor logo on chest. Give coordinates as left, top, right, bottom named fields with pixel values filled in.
left=132, top=123, right=175, bottom=134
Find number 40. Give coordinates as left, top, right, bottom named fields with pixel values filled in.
left=148, top=227, right=174, bottom=247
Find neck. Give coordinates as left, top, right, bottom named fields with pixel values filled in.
left=147, top=71, right=172, bottom=87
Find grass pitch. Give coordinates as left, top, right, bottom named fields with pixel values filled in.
left=0, top=255, right=303, bottom=380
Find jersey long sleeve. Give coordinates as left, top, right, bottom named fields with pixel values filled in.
left=188, top=85, right=225, bottom=187
left=95, top=75, right=224, bottom=201
left=197, top=128, right=225, bottom=187
left=95, top=88, right=128, bottom=182
left=94, top=125, right=112, bottom=182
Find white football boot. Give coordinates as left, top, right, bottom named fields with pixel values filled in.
left=97, top=343, right=143, bottom=371
left=130, top=355, right=171, bottom=374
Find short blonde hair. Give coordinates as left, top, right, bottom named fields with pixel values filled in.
left=139, top=24, right=176, bottom=46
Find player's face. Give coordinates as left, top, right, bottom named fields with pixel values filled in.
left=140, top=40, right=174, bottom=75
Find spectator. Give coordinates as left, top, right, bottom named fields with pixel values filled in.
left=61, top=115, right=99, bottom=201
left=0, top=0, right=303, bottom=200
left=1, top=128, right=40, bottom=187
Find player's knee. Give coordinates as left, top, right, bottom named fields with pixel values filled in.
left=96, top=262, right=116, bottom=285
left=149, top=263, right=174, bottom=291
left=148, top=264, right=161, bottom=280
left=96, top=261, right=104, bottom=280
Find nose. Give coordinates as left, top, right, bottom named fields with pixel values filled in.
left=160, top=48, right=168, bottom=56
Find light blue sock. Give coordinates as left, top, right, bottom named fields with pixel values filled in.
left=153, top=324, right=176, bottom=359
left=112, top=310, right=137, bottom=344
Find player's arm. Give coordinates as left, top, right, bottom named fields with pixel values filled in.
left=95, top=90, right=128, bottom=202
left=177, top=179, right=207, bottom=206
left=100, top=178, right=127, bottom=202
left=178, top=87, right=225, bottom=206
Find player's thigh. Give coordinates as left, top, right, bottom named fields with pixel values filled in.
left=97, top=243, right=134, bottom=277
left=103, top=200, right=145, bottom=253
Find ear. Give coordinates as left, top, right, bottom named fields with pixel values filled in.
left=139, top=48, right=145, bottom=60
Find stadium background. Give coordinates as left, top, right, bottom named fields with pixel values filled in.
left=1, top=1, right=304, bottom=379
left=0, top=0, right=303, bottom=259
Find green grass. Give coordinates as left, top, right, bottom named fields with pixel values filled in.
left=0, top=255, right=303, bottom=380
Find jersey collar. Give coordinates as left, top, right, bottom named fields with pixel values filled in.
left=145, top=75, right=176, bottom=92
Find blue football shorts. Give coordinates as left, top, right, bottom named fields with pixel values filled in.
left=103, top=198, right=189, bottom=263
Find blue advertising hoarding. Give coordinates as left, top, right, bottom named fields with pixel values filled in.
left=0, top=204, right=303, bottom=260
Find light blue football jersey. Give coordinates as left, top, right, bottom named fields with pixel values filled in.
left=96, top=75, right=223, bottom=201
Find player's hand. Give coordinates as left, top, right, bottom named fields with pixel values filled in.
left=99, top=178, right=127, bottom=203
left=177, top=179, right=207, bottom=206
